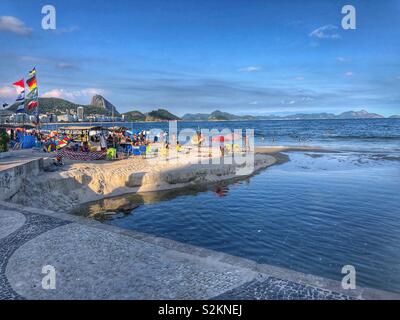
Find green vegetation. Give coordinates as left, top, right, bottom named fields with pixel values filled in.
left=0, top=129, right=9, bottom=152
left=9, top=98, right=113, bottom=116
left=123, top=108, right=180, bottom=122
left=146, top=109, right=181, bottom=121
left=122, top=110, right=146, bottom=122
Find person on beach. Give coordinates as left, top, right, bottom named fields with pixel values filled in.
left=100, top=134, right=107, bottom=151
left=220, top=145, right=225, bottom=157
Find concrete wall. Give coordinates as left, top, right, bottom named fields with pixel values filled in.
left=0, top=159, right=44, bottom=201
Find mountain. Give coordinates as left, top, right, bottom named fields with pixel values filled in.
left=146, top=109, right=180, bottom=121
left=182, top=109, right=387, bottom=121
left=209, top=110, right=238, bottom=121
left=337, top=109, right=384, bottom=119
left=183, top=110, right=257, bottom=121
left=122, top=109, right=181, bottom=122
left=182, top=113, right=210, bottom=121
left=9, top=97, right=113, bottom=116
left=389, top=115, right=400, bottom=119
left=91, top=95, right=120, bottom=115
left=122, top=110, right=146, bottom=122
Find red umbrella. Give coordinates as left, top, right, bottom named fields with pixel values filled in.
left=211, top=135, right=225, bottom=143
left=223, top=133, right=242, bottom=141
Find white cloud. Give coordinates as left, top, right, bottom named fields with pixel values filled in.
left=56, top=26, right=79, bottom=33
left=0, top=16, right=32, bottom=35
left=0, top=86, right=16, bottom=99
left=238, top=66, right=262, bottom=73
left=294, top=76, right=304, bottom=81
left=42, top=88, right=105, bottom=102
left=309, top=25, right=341, bottom=40
left=19, top=56, right=45, bottom=63
left=345, top=71, right=354, bottom=77
left=249, top=101, right=259, bottom=105
left=56, top=62, right=75, bottom=69
left=337, top=57, right=351, bottom=62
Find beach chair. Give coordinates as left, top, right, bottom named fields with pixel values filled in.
left=146, top=144, right=153, bottom=156
left=225, top=144, right=231, bottom=153
left=124, top=145, right=133, bottom=156
left=233, top=144, right=240, bottom=153
left=107, top=148, right=117, bottom=160
left=160, top=147, right=168, bottom=158
left=139, top=146, right=147, bottom=158
left=133, top=148, right=141, bottom=156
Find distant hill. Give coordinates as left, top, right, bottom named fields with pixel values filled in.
left=336, top=109, right=384, bottom=119
left=183, top=110, right=257, bottom=121
left=147, top=109, right=180, bottom=121
left=9, top=97, right=113, bottom=116
left=122, top=109, right=181, bottom=122
left=389, top=115, right=400, bottom=119
left=122, top=110, right=146, bottom=122
left=183, top=109, right=387, bottom=121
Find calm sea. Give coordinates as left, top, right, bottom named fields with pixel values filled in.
left=72, top=119, right=400, bottom=293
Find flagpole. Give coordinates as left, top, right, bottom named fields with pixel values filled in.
left=36, top=69, right=40, bottom=132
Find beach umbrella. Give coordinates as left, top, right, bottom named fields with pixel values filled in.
left=224, top=133, right=242, bottom=141
left=211, top=135, right=225, bottom=143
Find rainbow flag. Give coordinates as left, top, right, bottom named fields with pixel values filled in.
left=26, top=76, right=37, bottom=90
left=27, top=88, right=38, bottom=100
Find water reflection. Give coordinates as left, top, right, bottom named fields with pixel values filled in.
left=71, top=180, right=246, bottom=221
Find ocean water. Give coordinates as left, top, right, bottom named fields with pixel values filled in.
left=72, top=119, right=400, bottom=293
left=46, top=118, right=400, bottom=151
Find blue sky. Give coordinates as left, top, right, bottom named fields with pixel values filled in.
left=0, top=0, right=399, bottom=116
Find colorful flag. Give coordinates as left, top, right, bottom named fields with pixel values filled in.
left=26, top=88, right=38, bottom=100
left=16, top=104, right=25, bottom=113
left=26, top=76, right=37, bottom=90
left=29, top=67, right=36, bottom=77
left=27, top=100, right=39, bottom=110
left=13, top=79, right=25, bottom=93
left=16, top=90, right=25, bottom=102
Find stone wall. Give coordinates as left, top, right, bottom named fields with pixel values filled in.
left=0, top=159, right=44, bottom=201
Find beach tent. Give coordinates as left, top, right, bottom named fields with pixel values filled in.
left=21, top=135, right=37, bottom=149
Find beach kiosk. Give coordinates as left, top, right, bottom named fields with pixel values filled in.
left=57, top=126, right=109, bottom=161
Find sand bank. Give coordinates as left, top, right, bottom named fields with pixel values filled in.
left=7, top=147, right=288, bottom=212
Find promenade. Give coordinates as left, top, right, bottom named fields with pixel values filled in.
left=1, top=200, right=398, bottom=300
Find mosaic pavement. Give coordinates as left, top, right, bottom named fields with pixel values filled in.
left=0, top=201, right=398, bottom=300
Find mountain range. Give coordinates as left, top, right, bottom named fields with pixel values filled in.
left=7, top=95, right=399, bottom=121
left=182, top=109, right=399, bottom=121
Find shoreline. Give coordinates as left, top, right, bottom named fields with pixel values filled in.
left=2, top=146, right=400, bottom=299
left=3, top=146, right=305, bottom=212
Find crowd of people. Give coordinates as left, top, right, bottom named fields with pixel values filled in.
left=1, top=126, right=250, bottom=161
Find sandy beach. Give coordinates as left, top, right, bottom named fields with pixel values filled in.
left=2, top=146, right=313, bottom=212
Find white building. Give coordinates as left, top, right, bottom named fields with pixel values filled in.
left=77, top=106, right=84, bottom=121
left=58, top=114, right=76, bottom=122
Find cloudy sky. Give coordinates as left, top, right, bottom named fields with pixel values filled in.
left=0, top=0, right=399, bottom=116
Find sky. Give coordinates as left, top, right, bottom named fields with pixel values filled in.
left=0, top=0, right=400, bottom=116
